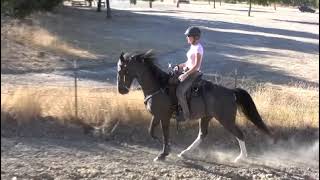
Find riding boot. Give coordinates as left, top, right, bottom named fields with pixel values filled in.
left=183, top=107, right=191, bottom=121
left=176, top=112, right=185, bottom=122
left=176, top=106, right=186, bottom=122
left=179, top=98, right=190, bottom=121
left=176, top=105, right=191, bottom=121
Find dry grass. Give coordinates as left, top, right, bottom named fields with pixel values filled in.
left=1, top=87, right=151, bottom=126
left=250, top=84, right=319, bottom=128
left=2, top=18, right=97, bottom=59
left=1, top=88, right=42, bottom=124
left=1, top=84, right=318, bottom=131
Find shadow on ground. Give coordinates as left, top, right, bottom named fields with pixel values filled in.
left=2, top=6, right=318, bottom=87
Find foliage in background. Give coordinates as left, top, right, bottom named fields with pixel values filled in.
left=217, top=0, right=318, bottom=7
left=1, top=0, right=63, bottom=18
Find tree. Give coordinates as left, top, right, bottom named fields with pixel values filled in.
left=149, top=0, right=153, bottom=8
left=87, top=0, right=93, bottom=7
left=96, top=0, right=111, bottom=18
left=269, top=0, right=277, bottom=10
left=248, top=0, right=252, bottom=16
left=130, top=0, right=137, bottom=5
left=97, top=0, right=102, bottom=12
left=106, top=0, right=111, bottom=18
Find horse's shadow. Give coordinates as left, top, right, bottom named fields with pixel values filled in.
left=167, top=156, right=248, bottom=179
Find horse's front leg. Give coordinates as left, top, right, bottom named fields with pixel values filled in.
left=149, top=116, right=161, bottom=143
left=153, top=116, right=171, bottom=162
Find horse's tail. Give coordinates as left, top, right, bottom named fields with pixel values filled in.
left=234, top=88, right=274, bottom=139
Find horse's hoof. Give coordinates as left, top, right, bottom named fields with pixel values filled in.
left=177, top=152, right=186, bottom=158
left=233, top=154, right=246, bottom=163
left=153, top=155, right=166, bottom=162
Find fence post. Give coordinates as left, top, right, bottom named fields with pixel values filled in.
left=234, top=68, right=238, bottom=88
left=74, top=59, right=78, bottom=119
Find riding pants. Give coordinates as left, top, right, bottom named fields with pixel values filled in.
left=176, top=71, right=201, bottom=120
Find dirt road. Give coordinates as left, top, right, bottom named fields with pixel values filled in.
left=1, top=118, right=319, bottom=180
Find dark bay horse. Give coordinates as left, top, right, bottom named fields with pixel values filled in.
left=117, top=50, right=274, bottom=162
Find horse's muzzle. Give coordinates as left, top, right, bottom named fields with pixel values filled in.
left=118, top=85, right=129, bottom=94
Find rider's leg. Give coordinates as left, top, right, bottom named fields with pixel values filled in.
left=176, top=72, right=201, bottom=120
left=176, top=79, right=193, bottom=121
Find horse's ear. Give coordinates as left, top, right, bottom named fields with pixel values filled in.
left=144, top=49, right=154, bottom=58
left=120, top=52, right=125, bottom=62
left=139, top=49, right=154, bottom=63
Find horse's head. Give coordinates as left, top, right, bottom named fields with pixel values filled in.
left=117, top=50, right=153, bottom=94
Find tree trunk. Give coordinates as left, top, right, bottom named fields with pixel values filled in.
left=274, top=3, right=276, bottom=10
left=149, top=0, right=152, bottom=8
left=106, top=0, right=111, bottom=18
left=88, top=0, right=92, bottom=7
left=220, top=0, right=222, bottom=6
left=176, top=0, right=180, bottom=8
left=97, top=0, right=102, bottom=12
left=209, top=0, right=211, bottom=5
left=213, top=0, right=216, bottom=8
left=130, top=0, right=137, bottom=5
left=248, top=0, right=252, bottom=16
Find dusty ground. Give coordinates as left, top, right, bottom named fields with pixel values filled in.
left=1, top=117, right=319, bottom=180
left=1, top=1, right=319, bottom=179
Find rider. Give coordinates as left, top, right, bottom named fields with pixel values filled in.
left=176, top=26, right=204, bottom=121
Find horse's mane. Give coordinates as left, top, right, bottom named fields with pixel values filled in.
left=142, top=51, right=169, bottom=88
left=126, top=50, right=169, bottom=88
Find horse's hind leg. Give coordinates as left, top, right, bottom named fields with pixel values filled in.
left=215, top=101, right=248, bottom=163
left=178, top=117, right=211, bottom=158
left=232, top=126, right=247, bottom=163
left=221, top=121, right=247, bottom=163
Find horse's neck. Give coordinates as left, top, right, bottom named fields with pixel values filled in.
left=136, top=67, right=161, bottom=97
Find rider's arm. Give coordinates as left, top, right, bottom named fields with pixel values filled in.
left=184, top=53, right=201, bottom=76
left=178, top=63, right=186, bottom=68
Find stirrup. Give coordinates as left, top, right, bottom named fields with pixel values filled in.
left=176, top=113, right=186, bottom=122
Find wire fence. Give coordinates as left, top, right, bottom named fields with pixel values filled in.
left=1, top=59, right=151, bottom=116
left=1, top=59, right=243, bottom=118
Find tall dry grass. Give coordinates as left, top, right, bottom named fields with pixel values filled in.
left=1, top=88, right=42, bottom=124
left=251, top=84, right=319, bottom=128
left=1, top=84, right=318, bottom=130
left=1, top=87, right=151, bottom=126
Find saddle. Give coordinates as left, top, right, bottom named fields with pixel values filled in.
left=186, top=73, right=205, bottom=100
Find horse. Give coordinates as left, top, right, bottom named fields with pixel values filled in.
left=117, top=50, right=275, bottom=162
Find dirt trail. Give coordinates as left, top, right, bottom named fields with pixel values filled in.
left=1, top=118, right=319, bottom=180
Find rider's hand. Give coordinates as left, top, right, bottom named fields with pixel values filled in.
left=178, top=73, right=188, bottom=82
left=173, top=65, right=179, bottom=72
